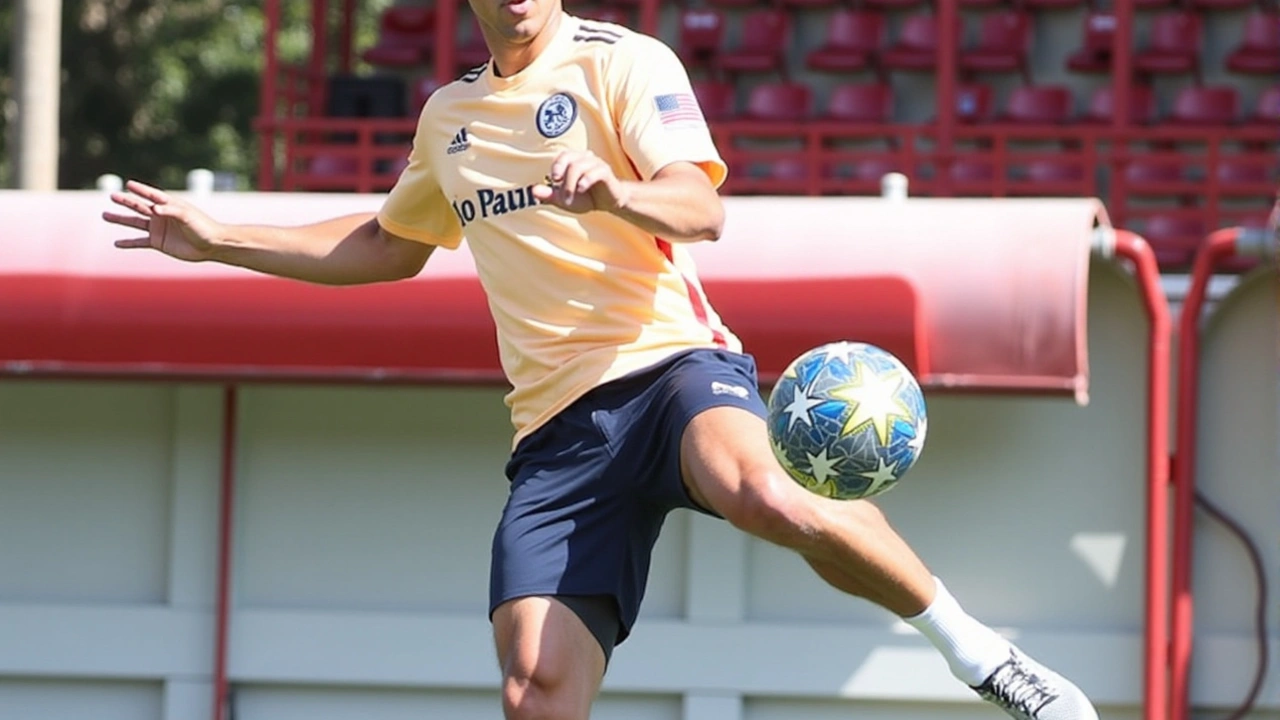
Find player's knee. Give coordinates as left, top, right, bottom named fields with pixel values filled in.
left=501, top=655, right=582, bottom=720
left=721, top=465, right=819, bottom=548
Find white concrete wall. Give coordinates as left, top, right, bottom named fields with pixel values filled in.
left=1191, top=269, right=1280, bottom=720
left=1, top=262, right=1276, bottom=720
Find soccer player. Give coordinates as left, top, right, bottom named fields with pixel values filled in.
left=102, top=0, right=1101, bottom=717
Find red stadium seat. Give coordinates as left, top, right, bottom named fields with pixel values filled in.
left=456, top=16, right=491, bottom=71
left=1000, top=85, right=1074, bottom=124
left=1022, top=0, right=1085, bottom=11
left=959, top=12, right=1033, bottom=82
left=705, top=0, right=760, bottom=8
left=744, top=82, right=812, bottom=122
left=1124, top=158, right=1188, bottom=187
left=1066, top=12, right=1116, bottom=74
left=1168, top=85, right=1239, bottom=125
left=1141, top=213, right=1205, bottom=270
left=1189, top=0, right=1254, bottom=10
left=806, top=10, right=885, bottom=73
left=1027, top=160, right=1085, bottom=183
left=863, top=0, right=926, bottom=10
left=960, top=0, right=1004, bottom=9
left=308, top=153, right=360, bottom=177
left=580, top=7, right=631, bottom=25
left=1251, top=85, right=1280, bottom=125
left=825, top=83, right=893, bottom=123
left=880, top=13, right=938, bottom=71
left=779, top=0, right=840, bottom=10
left=719, top=10, right=791, bottom=76
left=956, top=84, right=995, bottom=124
left=1083, top=84, right=1156, bottom=125
left=952, top=159, right=996, bottom=181
left=1226, top=12, right=1280, bottom=75
left=692, top=80, right=737, bottom=122
left=949, top=159, right=998, bottom=195
left=362, top=6, right=435, bottom=68
left=1134, top=12, right=1202, bottom=79
left=766, top=158, right=809, bottom=182
left=1217, top=157, right=1276, bottom=188
left=828, top=157, right=903, bottom=182
left=678, top=9, right=725, bottom=70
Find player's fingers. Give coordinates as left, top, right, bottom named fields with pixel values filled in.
left=561, top=160, right=592, bottom=201
left=574, top=164, right=610, bottom=194
left=114, top=237, right=153, bottom=249
left=548, top=150, right=588, bottom=184
left=531, top=183, right=555, bottom=203
left=152, top=203, right=187, bottom=223
left=102, top=212, right=149, bottom=231
left=125, top=180, right=173, bottom=206
left=110, top=191, right=156, bottom=217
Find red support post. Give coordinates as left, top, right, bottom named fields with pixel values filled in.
left=436, top=0, right=459, bottom=88
left=1111, top=230, right=1172, bottom=720
left=1113, top=0, right=1132, bottom=130
left=309, top=0, right=329, bottom=117
left=936, top=0, right=958, bottom=197
left=340, top=0, right=356, bottom=74
left=211, top=386, right=239, bottom=720
left=1169, top=228, right=1242, bottom=720
left=257, top=0, right=282, bottom=190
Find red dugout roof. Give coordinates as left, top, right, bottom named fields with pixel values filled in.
left=0, top=191, right=1106, bottom=401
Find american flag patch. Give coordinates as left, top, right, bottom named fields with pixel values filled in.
left=654, top=93, right=705, bottom=127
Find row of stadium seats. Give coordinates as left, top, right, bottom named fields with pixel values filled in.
left=693, top=79, right=1280, bottom=125
left=634, top=0, right=1273, bottom=10
left=361, top=4, right=1280, bottom=79
left=675, top=8, right=1280, bottom=80
left=362, top=4, right=1280, bottom=82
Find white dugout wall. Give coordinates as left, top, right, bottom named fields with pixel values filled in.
left=1, top=263, right=1277, bottom=720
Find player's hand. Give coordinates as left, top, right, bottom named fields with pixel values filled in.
left=532, top=150, right=630, bottom=215
left=102, top=180, right=225, bottom=262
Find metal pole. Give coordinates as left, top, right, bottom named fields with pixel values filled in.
left=11, top=0, right=63, bottom=189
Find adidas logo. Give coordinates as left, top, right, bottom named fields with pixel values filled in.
left=447, top=128, right=470, bottom=155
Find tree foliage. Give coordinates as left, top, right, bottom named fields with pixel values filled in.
left=1, top=0, right=390, bottom=190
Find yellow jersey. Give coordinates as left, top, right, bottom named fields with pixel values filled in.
left=377, top=13, right=742, bottom=444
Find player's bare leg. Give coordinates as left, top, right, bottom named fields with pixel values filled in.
left=680, top=405, right=1099, bottom=720
left=492, top=596, right=606, bottom=720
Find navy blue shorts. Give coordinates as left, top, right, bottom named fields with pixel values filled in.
left=489, top=348, right=768, bottom=645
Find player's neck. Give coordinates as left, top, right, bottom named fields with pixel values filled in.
left=489, top=10, right=564, bottom=78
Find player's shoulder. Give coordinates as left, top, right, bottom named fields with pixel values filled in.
left=566, top=15, right=677, bottom=63
left=420, top=62, right=490, bottom=113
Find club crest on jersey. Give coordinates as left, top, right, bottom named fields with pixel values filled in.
left=536, top=93, right=578, bottom=138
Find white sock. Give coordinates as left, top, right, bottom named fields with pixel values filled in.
left=903, top=577, right=1012, bottom=686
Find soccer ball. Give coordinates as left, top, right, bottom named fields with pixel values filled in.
left=767, top=341, right=928, bottom=500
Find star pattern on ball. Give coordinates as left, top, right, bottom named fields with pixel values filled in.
left=858, top=457, right=899, bottom=497
left=807, top=447, right=841, bottom=484
left=907, top=416, right=927, bottom=456
left=830, top=362, right=912, bottom=447
left=781, top=385, right=824, bottom=430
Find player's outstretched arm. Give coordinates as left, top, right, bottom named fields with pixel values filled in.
left=103, top=180, right=433, bottom=285
left=532, top=153, right=724, bottom=243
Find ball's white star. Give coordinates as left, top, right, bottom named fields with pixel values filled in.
left=907, top=416, right=928, bottom=456
left=831, top=363, right=911, bottom=447
left=782, top=385, right=824, bottom=430
left=859, top=457, right=899, bottom=496
left=821, top=342, right=853, bottom=365
left=807, top=447, right=841, bottom=484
